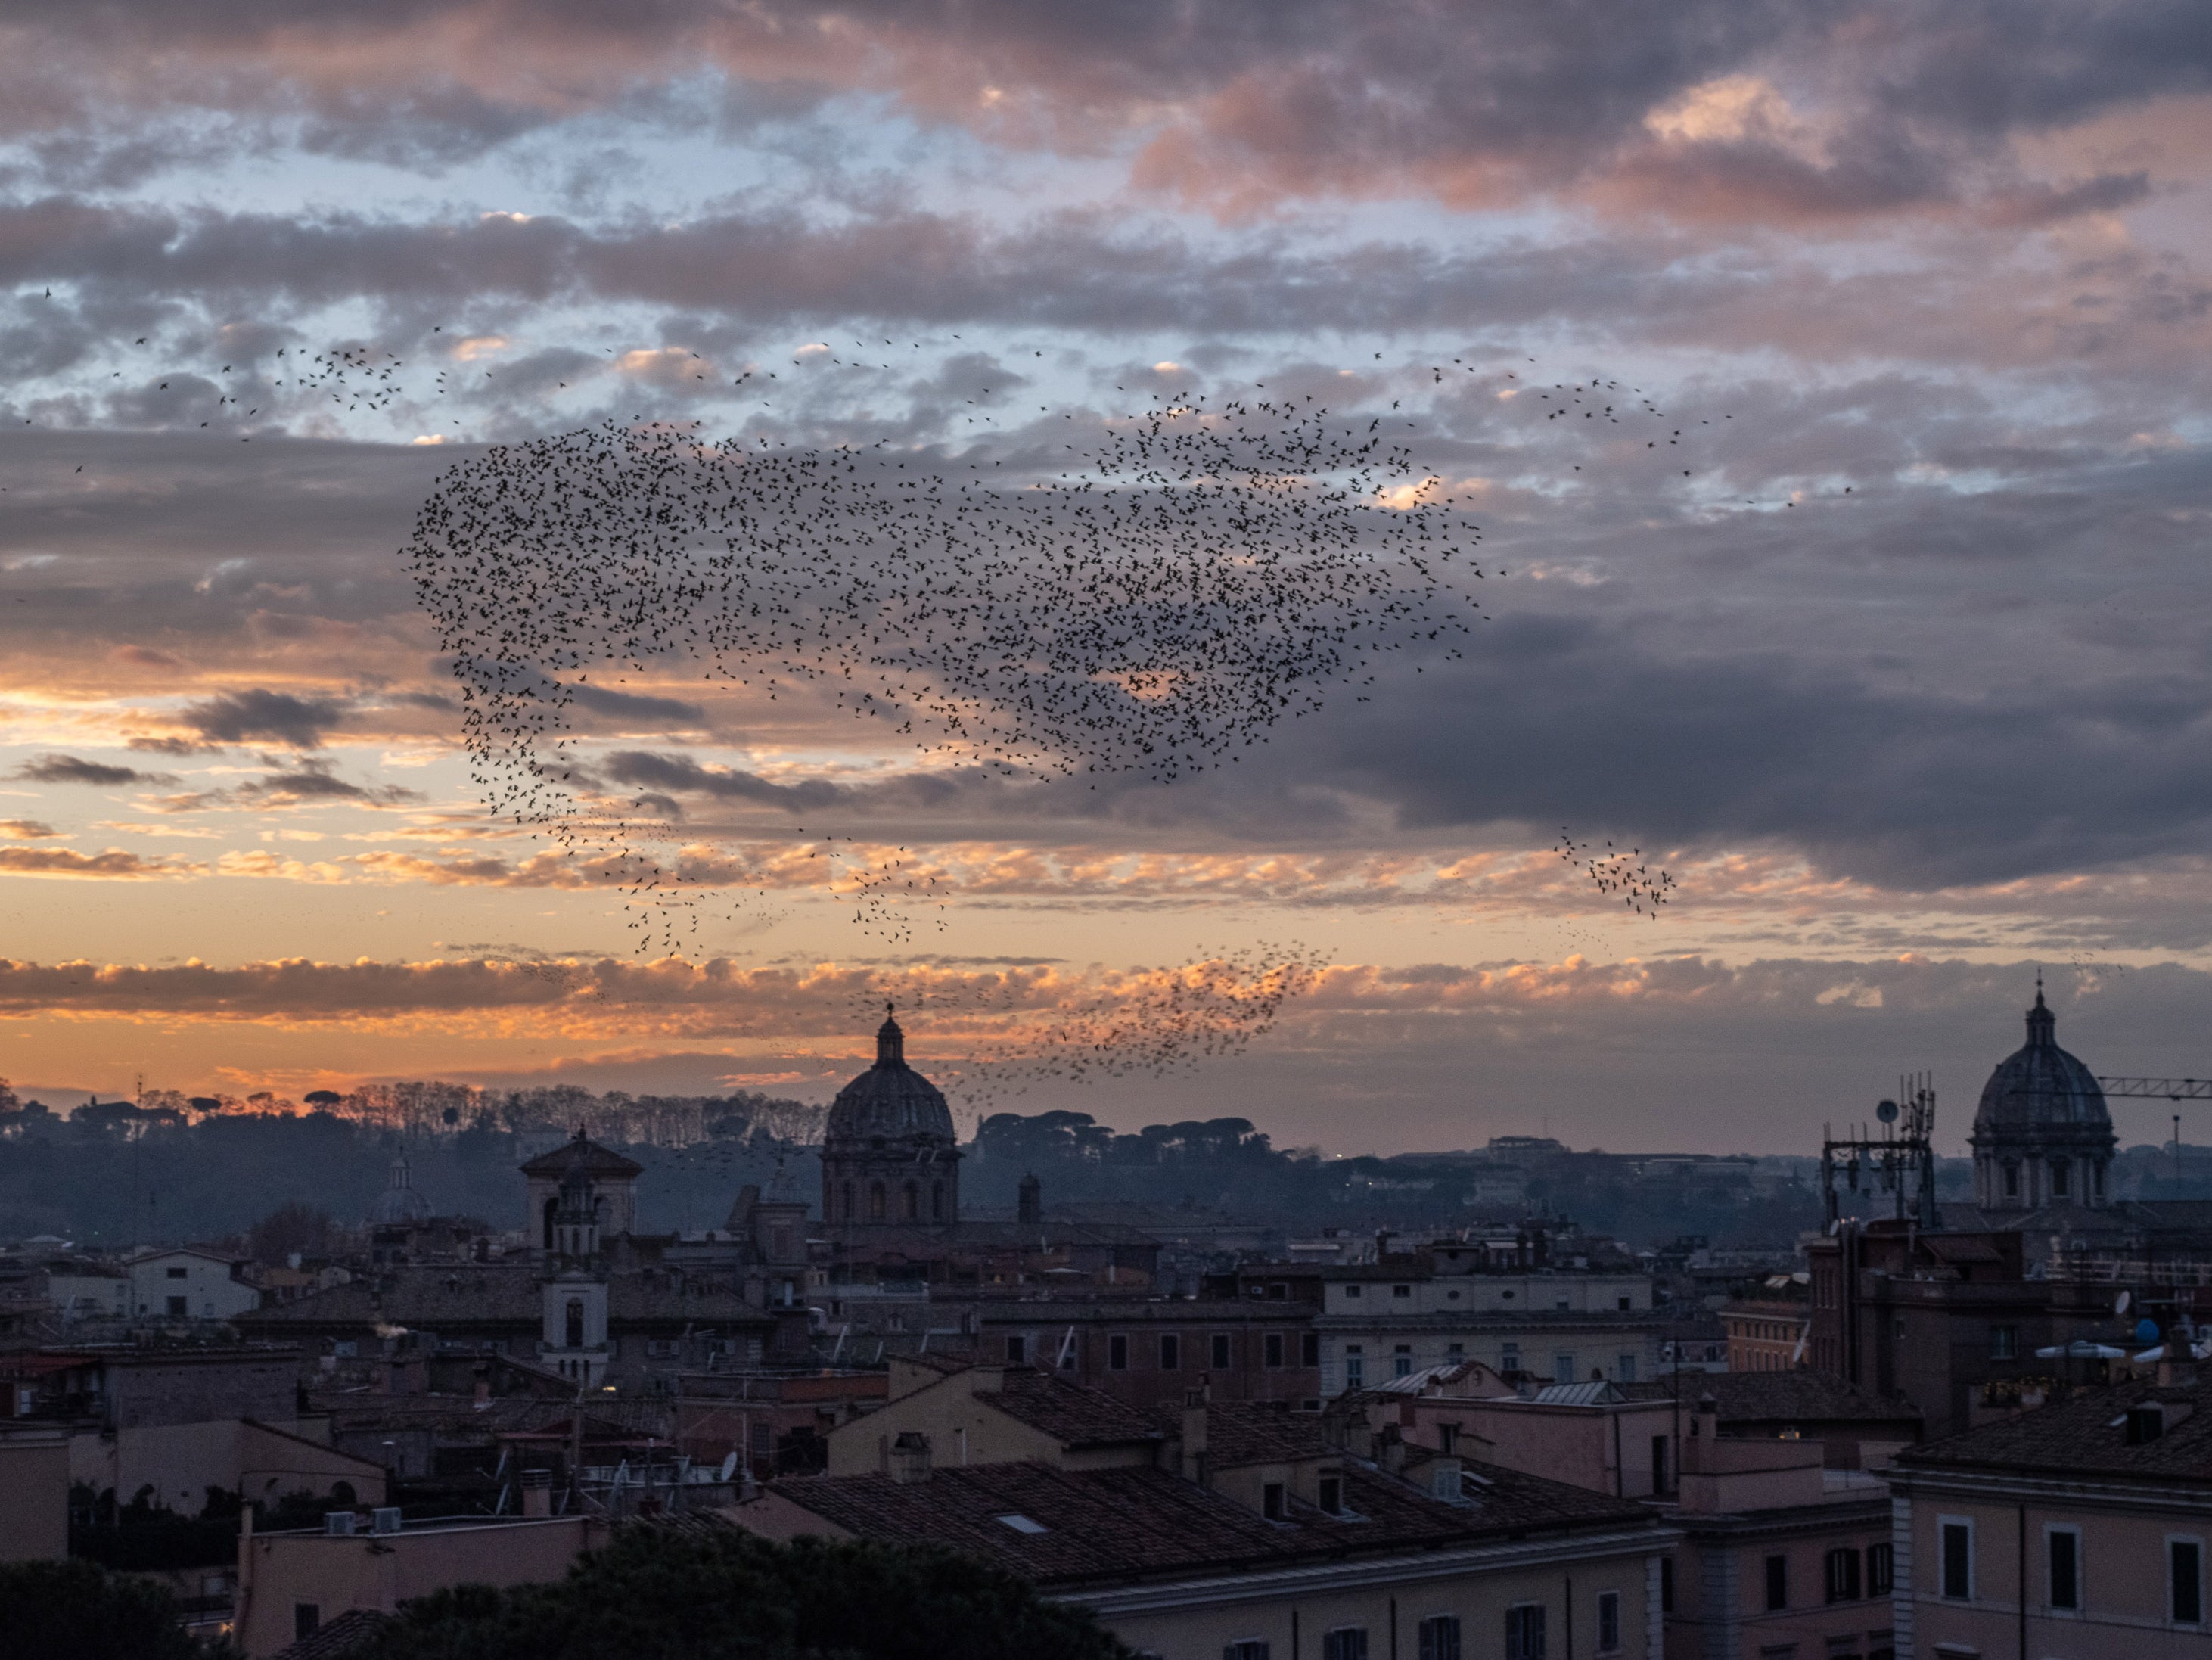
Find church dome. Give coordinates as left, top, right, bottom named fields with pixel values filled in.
left=371, top=1151, right=433, bottom=1226
left=1974, top=989, right=2110, bottom=1135
left=825, top=1009, right=955, bottom=1144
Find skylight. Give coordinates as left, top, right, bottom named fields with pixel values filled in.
left=996, top=1513, right=1049, bottom=1534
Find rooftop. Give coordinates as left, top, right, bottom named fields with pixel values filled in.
left=974, top=1367, right=1162, bottom=1450
left=1620, top=1370, right=1921, bottom=1425
left=757, top=1456, right=1654, bottom=1588
left=1897, top=1372, right=2212, bottom=1484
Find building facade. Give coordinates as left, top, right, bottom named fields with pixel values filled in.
left=1887, top=1364, right=2212, bottom=1658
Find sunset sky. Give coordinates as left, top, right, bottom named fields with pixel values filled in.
left=2, top=2, right=2210, bottom=1154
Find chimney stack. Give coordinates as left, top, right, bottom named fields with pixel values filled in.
left=887, top=1432, right=933, bottom=1484
left=1181, top=1385, right=1210, bottom=1485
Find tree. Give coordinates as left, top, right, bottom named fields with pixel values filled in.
left=357, top=1526, right=1130, bottom=1660
left=0, top=1558, right=213, bottom=1660
left=247, top=1200, right=337, bottom=1264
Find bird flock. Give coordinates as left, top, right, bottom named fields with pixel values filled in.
left=404, top=401, right=1485, bottom=943
left=842, top=943, right=1333, bottom=1117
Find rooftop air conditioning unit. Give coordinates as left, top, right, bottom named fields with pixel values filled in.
left=371, top=1507, right=402, bottom=1534
left=324, top=1512, right=356, bottom=1537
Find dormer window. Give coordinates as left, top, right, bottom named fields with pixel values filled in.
left=1263, top=1483, right=1286, bottom=1520
left=1318, top=1475, right=1342, bottom=1514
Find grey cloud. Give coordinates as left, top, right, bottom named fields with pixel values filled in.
left=232, top=760, right=424, bottom=807
left=182, top=688, right=349, bottom=747
left=599, top=749, right=842, bottom=809
left=564, top=682, right=706, bottom=726
left=14, top=753, right=173, bottom=786
left=1306, top=616, right=2212, bottom=893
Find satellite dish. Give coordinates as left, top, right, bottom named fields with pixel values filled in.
left=718, top=1451, right=738, bottom=1483
left=1875, top=1100, right=1899, bottom=1124
left=2136, top=1317, right=2161, bottom=1345
left=2116, top=1291, right=2132, bottom=1316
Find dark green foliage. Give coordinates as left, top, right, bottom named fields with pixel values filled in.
left=356, top=1527, right=1129, bottom=1660
left=0, top=1557, right=216, bottom=1660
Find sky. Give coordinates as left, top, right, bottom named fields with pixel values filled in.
left=2, top=1, right=2210, bottom=1155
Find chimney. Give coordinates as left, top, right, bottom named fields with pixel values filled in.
left=2159, top=1357, right=2198, bottom=1388
left=474, top=1369, right=491, bottom=1406
left=1377, top=1424, right=1408, bottom=1472
left=1017, top=1172, right=1042, bottom=1226
left=1181, top=1385, right=1210, bottom=1485
left=1692, top=1391, right=1720, bottom=1457
left=887, top=1432, right=932, bottom=1484
left=520, top=1470, right=551, bottom=1518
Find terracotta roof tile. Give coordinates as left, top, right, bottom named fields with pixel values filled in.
left=974, top=1369, right=1162, bottom=1449
left=758, top=1456, right=1654, bottom=1589
left=1898, top=1374, right=2212, bottom=1482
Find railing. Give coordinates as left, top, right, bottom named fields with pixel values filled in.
left=2050, top=1253, right=2212, bottom=1286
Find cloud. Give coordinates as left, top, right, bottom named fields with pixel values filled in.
left=181, top=688, right=349, bottom=748
left=0, top=847, right=199, bottom=878
left=13, top=754, right=173, bottom=787
left=0, top=820, right=61, bottom=839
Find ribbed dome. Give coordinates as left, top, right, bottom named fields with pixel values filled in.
left=1974, top=990, right=2110, bottom=1133
left=825, top=1010, right=955, bottom=1143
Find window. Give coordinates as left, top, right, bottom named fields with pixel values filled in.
left=1224, top=1642, right=1270, bottom=1660
left=1393, top=1284, right=1412, bottom=1299
left=1263, top=1482, right=1285, bottom=1520
left=1420, top=1614, right=1463, bottom=1660
left=1319, top=1475, right=1343, bottom=1514
left=1439, top=1423, right=1459, bottom=1453
left=902, top=1181, right=919, bottom=1220
left=1989, top=1324, right=2018, bottom=1360
left=565, top=1298, right=584, bottom=1348
left=166, top=1296, right=188, bottom=1317
left=1005, top=1335, right=1026, bottom=1363
left=294, top=1605, right=321, bottom=1641
left=1159, top=1333, right=1180, bottom=1371
left=1660, top=1556, right=1675, bottom=1614
left=166, top=1266, right=188, bottom=1279
left=1652, top=1435, right=1671, bottom=1496
left=1866, top=1542, right=1893, bottom=1596
left=1766, top=1553, right=1790, bottom=1611
left=2173, top=1538, right=2204, bottom=1624
left=1825, top=1547, right=1862, bottom=1602
left=2002, top=1161, right=2019, bottom=1197
left=1266, top=1333, right=1285, bottom=1369
left=1395, top=1345, right=1414, bottom=1379
left=932, top=1181, right=945, bottom=1220
left=1324, top=1630, right=1369, bottom=1660
left=1109, top=1335, right=1128, bottom=1370
left=1554, top=1353, right=1576, bottom=1385
left=1344, top=1345, right=1364, bottom=1390
left=1302, top=1332, right=1321, bottom=1367
left=1212, top=1333, right=1232, bottom=1369
left=1597, top=1590, right=1620, bottom=1655
left=1940, top=1519, right=1973, bottom=1601
left=868, top=1182, right=886, bottom=1220
left=1504, top=1605, right=1543, bottom=1660
left=1344, top=1283, right=1362, bottom=1299
left=2051, top=1157, right=2071, bottom=1197
left=2046, top=1526, right=2079, bottom=1611
left=1617, top=1354, right=1638, bottom=1382
left=1617, top=1295, right=1632, bottom=1310
left=1501, top=1342, right=1521, bottom=1372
